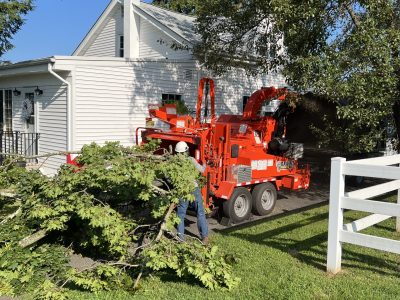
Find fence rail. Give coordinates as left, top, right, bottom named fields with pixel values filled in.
left=0, top=131, right=40, bottom=164
left=327, top=155, right=400, bottom=274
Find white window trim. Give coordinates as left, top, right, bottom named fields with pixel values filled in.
left=1, top=89, right=13, bottom=132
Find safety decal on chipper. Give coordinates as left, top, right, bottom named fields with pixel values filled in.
left=276, top=160, right=295, bottom=171
left=176, top=120, right=185, bottom=128
left=251, top=159, right=274, bottom=171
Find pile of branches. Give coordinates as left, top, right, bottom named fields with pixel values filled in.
left=0, top=141, right=239, bottom=299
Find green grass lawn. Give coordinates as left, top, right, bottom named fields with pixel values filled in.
left=70, top=204, right=400, bottom=300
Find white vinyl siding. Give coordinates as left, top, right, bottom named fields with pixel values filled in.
left=210, top=70, right=287, bottom=115
left=82, top=7, right=123, bottom=57
left=139, top=19, right=193, bottom=60
left=0, top=73, right=67, bottom=175
left=72, top=59, right=286, bottom=149
left=73, top=61, right=197, bottom=148
left=37, top=83, right=68, bottom=174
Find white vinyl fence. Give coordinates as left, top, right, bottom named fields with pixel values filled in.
left=327, top=155, right=400, bottom=274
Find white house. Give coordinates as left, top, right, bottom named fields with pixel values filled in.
left=0, top=0, right=286, bottom=175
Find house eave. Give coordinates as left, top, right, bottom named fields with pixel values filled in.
left=53, top=55, right=196, bottom=63
left=0, top=55, right=200, bottom=77
left=0, top=57, right=54, bottom=77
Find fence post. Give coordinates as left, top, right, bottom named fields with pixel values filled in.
left=397, top=170, right=400, bottom=232
left=327, top=157, right=346, bottom=274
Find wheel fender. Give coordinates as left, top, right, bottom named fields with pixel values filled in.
left=214, top=182, right=236, bottom=200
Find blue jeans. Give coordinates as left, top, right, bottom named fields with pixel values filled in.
left=177, top=187, right=209, bottom=240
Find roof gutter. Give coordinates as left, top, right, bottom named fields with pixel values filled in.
left=47, top=62, right=73, bottom=152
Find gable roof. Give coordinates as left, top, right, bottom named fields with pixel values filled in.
left=73, top=1, right=199, bottom=56
left=137, top=3, right=199, bottom=45
left=73, top=0, right=118, bottom=56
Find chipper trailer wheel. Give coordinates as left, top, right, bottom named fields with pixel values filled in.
left=251, top=182, right=277, bottom=216
left=223, top=187, right=252, bottom=223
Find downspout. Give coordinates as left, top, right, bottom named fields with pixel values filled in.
left=47, top=62, right=72, bottom=151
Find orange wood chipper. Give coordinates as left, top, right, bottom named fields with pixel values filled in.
left=137, top=78, right=310, bottom=223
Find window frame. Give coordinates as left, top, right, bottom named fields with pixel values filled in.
left=24, top=92, right=35, bottom=131
left=161, top=93, right=188, bottom=115
left=161, top=93, right=183, bottom=105
left=242, top=95, right=250, bottom=112
left=2, top=90, right=13, bottom=132
left=118, top=35, right=124, bottom=58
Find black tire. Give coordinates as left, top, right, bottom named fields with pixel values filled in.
left=223, top=187, right=252, bottom=223
left=251, top=183, right=277, bottom=216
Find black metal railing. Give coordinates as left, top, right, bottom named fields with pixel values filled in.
left=0, top=131, right=40, bottom=164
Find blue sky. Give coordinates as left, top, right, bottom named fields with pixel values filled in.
left=3, top=0, right=151, bottom=63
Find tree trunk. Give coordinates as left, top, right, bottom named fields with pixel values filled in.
left=392, top=47, right=400, bottom=153
left=393, top=100, right=400, bottom=152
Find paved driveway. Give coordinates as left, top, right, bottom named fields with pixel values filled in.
left=184, top=172, right=331, bottom=236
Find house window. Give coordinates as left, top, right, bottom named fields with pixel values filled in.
left=25, top=93, right=35, bottom=133
left=119, top=35, right=124, bottom=57
left=162, top=93, right=182, bottom=105
left=243, top=96, right=250, bottom=112
left=121, top=5, right=124, bottom=18
left=1, top=90, right=13, bottom=132
left=162, top=94, right=188, bottom=115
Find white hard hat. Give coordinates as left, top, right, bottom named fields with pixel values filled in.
left=175, top=141, right=189, bottom=153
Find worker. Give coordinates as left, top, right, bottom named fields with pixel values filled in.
left=175, top=141, right=209, bottom=245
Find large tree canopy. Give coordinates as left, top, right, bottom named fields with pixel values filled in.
left=195, top=0, right=400, bottom=154
left=0, top=0, right=33, bottom=58
left=152, top=0, right=198, bottom=15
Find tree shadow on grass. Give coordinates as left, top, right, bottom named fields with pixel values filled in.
left=156, top=270, right=204, bottom=288
left=218, top=209, right=400, bottom=277
left=341, top=248, right=400, bottom=276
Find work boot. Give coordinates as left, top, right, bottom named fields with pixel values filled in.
left=202, top=237, right=209, bottom=245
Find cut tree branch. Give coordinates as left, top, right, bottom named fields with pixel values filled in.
left=156, top=203, right=176, bottom=241
left=60, top=260, right=140, bottom=289
left=18, top=229, right=47, bottom=248
left=130, top=202, right=175, bottom=255
left=0, top=190, right=18, bottom=198
left=0, top=207, right=21, bottom=225
left=134, top=270, right=143, bottom=289
left=0, top=151, right=81, bottom=160
left=0, top=151, right=166, bottom=162
left=151, top=185, right=170, bottom=195
left=107, top=262, right=140, bottom=268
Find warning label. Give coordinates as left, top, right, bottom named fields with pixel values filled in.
left=251, top=160, right=271, bottom=171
